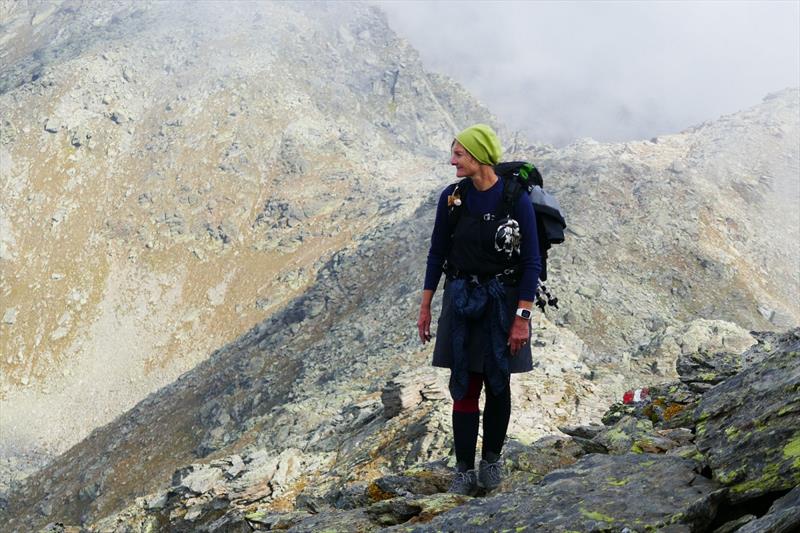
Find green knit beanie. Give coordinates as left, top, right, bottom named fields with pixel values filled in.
left=455, top=124, right=502, bottom=165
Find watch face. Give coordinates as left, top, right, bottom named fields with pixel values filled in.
left=518, top=308, right=531, bottom=319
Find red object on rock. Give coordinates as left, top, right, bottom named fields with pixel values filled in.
left=622, top=387, right=649, bottom=404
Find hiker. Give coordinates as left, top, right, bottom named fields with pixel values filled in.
left=417, top=124, right=541, bottom=495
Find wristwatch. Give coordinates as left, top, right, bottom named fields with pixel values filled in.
left=516, top=308, right=532, bottom=320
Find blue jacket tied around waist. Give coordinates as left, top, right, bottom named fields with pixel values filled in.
left=449, top=277, right=510, bottom=401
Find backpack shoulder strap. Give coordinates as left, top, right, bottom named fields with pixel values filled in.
left=498, top=175, right=525, bottom=219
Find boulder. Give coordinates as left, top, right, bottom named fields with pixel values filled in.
left=381, top=369, right=443, bottom=419
left=501, top=436, right=586, bottom=489
left=694, top=329, right=800, bottom=502
left=558, top=423, right=605, bottom=440
left=366, top=493, right=469, bottom=527
left=172, top=464, right=225, bottom=495
left=365, top=469, right=451, bottom=502
left=677, top=347, right=747, bottom=393
left=405, top=453, right=723, bottom=532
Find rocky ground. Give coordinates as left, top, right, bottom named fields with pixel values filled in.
left=1, top=1, right=798, bottom=531
left=28, top=328, right=800, bottom=532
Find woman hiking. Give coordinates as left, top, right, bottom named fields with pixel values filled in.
left=417, top=124, right=541, bottom=495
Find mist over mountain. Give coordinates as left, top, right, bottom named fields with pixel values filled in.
left=0, top=1, right=798, bottom=531
left=379, top=0, right=800, bottom=146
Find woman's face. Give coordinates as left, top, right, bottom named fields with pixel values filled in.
left=450, top=141, right=480, bottom=178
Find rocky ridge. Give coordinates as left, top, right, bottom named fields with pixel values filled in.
left=31, top=328, right=800, bottom=532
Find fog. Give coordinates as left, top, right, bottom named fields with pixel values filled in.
left=377, top=0, right=800, bottom=147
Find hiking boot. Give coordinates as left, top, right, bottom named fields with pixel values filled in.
left=478, top=458, right=503, bottom=490
left=448, top=469, right=478, bottom=496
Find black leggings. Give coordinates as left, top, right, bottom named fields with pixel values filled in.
left=451, top=372, right=511, bottom=471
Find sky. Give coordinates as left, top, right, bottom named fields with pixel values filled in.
left=377, top=0, right=800, bottom=147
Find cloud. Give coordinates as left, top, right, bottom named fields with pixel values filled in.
left=377, top=0, right=800, bottom=146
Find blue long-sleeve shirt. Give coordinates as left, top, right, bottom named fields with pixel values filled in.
left=424, top=177, right=541, bottom=301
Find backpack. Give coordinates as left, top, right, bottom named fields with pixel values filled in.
left=447, top=161, right=567, bottom=311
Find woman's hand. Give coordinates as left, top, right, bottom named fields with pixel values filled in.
left=418, top=304, right=432, bottom=344
left=418, top=290, right=434, bottom=344
left=507, top=316, right=530, bottom=355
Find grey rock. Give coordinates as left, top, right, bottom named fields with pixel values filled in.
left=205, top=222, right=234, bottom=244
left=667, top=444, right=705, bottom=461
left=2, top=307, right=17, bottom=325
left=243, top=509, right=309, bottom=529
left=594, top=415, right=655, bottom=455
left=694, top=329, right=800, bottom=501
left=37, top=499, right=53, bottom=517
left=501, top=436, right=585, bottom=486
left=558, top=422, right=605, bottom=439
left=145, top=491, right=168, bottom=510
left=576, top=283, right=600, bottom=299
left=137, top=192, right=152, bottom=206
left=122, top=66, right=135, bottom=83
left=735, top=485, right=800, bottom=533
left=50, top=326, right=69, bottom=341
left=657, top=427, right=695, bottom=448
left=0, top=119, right=15, bottom=144
left=570, top=435, right=609, bottom=455
left=307, top=299, right=326, bottom=318
left=365, top=497, right=424, bottom=526
left=381, top=369, right=441, bottom=419
left=677, top=348, right=744, bottom=393
left=37, top=524, right=83, bottom=533
left=670, top=160, right=687, bottom=173
left=331, top=482, right=371, bottom=510
left=759, top=305, right=775, bottom=320
left=369, top=493, right=470, bottom=528
left=51, top=208, right=66, bottom=224
left=110, top=111, right=125, bottom=124
left=201, top=509, right=252, bottom=532
left=43, top=119, right=59, bottom=133
left=364, top=469, right=450, bottom=502
left=224, top=455, right=245, bottom=479
left=406, top=454, right=723, bottom=532
left=173, top=464, right=224, bottom=495
left=713, top=514, right=757, bottom=533
left=294, top=493, right=328, bottom=514
left=69, top=128, right=91, bottom=148
left=281, top=508, right=374, bottom=532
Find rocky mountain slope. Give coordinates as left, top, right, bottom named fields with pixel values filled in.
left=1, top=0, right=798, bottom=531
left=545, top=90, right=799, bottom=357
left=0, top=0, right=491, bottom=479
